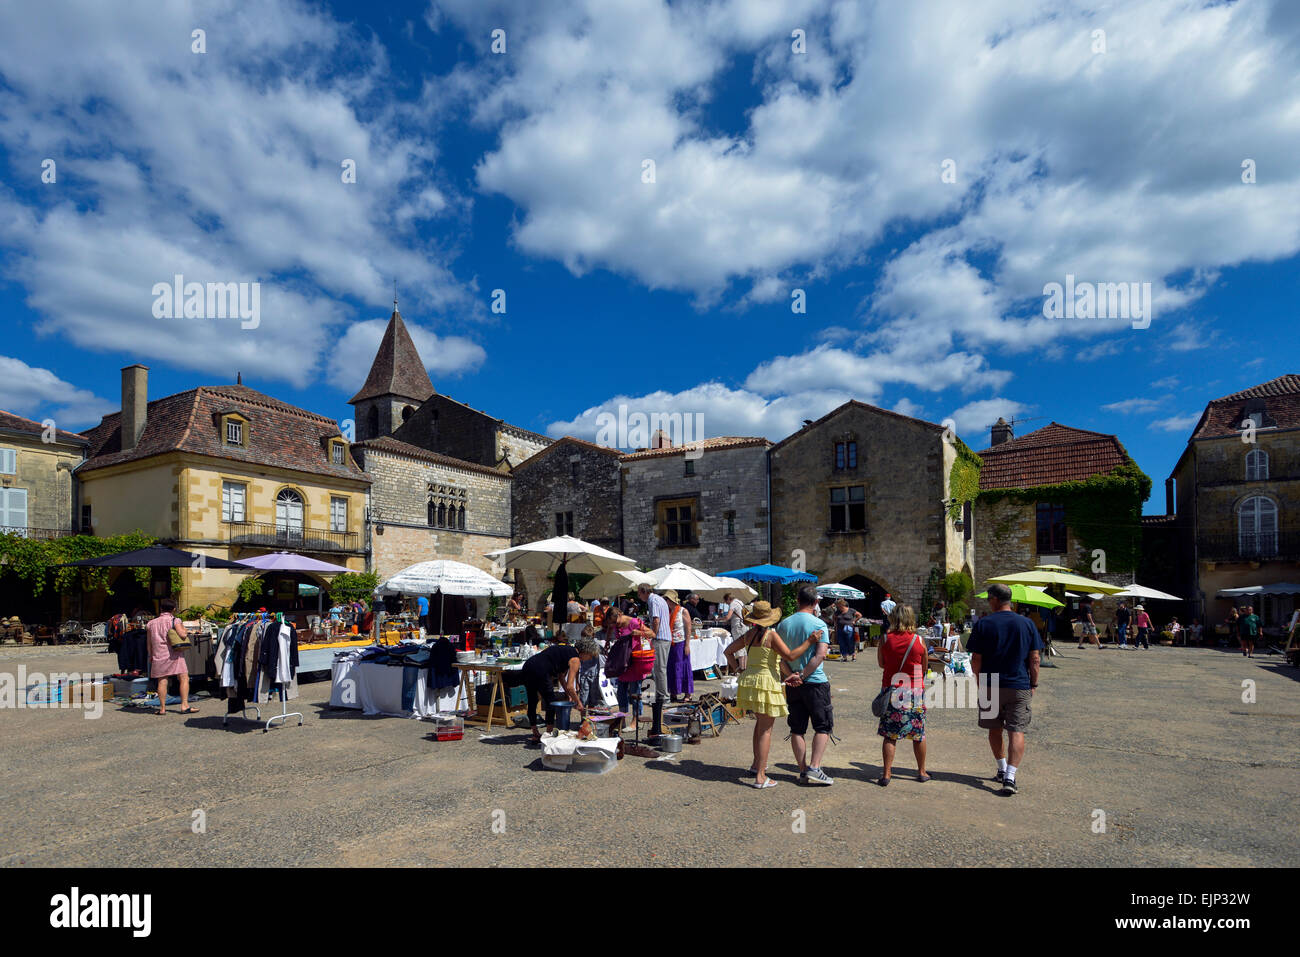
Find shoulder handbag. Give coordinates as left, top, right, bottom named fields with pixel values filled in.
left=604, top=633, right=634, bottom=680
left=872, top=633, right=919, bottom=717
left=164, top=614, right=192, bottom=650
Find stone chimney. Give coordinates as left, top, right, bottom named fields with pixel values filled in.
left=120, top=364, right=149, bottom=452
left=990, top=417, right=1013, bottom=446
left=1165, top=477, right=1175, bottom=517
left=651, top=429, right=672, bottom=449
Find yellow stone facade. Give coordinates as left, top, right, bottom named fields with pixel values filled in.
left=0, top=430, right=85, bottom=534
left=80, top=452, right=367, bottom=609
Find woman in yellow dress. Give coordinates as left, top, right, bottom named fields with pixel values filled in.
left=725, top=601, right=815, bottom=789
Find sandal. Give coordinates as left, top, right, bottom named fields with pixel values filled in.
left=877, top=776, right=891, bottom=787
left=177, top=707, right=199, bottom=714
left=918, top=773, right=932, bottom=783
left=751, top=778, right=777, bottom=789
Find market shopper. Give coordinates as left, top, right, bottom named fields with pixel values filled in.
left=725, top=601, right=815, bottom=789
left=1115, top=600, right=1131, bottom=648
left=604, top=606, right=654, bottom=731
left=834, top=598, right=862, bottom=662
left=876, top=604, right=929, bottom=785
left=1239, top=605, right=1261, bottom=658
left=879, top=593, right=896, bottom=618
left=1077, top=596, right=1099, bottom=649
left=968, top=584, right=1043, bottom=796
left=776, top=586, right=834, bottom=786
left=723, top=592, right=746, bottom=640
left=520, top=634, right=601, bottom=742
left=663, top=590, right=694, bottom=701
left=1133, top=604, right=1154, bottom=649
left=148, top=599, right=196, bottom=715
left=637, top=583, right=673, bottom=733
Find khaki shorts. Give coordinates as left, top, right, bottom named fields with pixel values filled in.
left=978, top=687, right=1033, bottom=733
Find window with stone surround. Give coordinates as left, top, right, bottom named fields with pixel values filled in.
left=724, top=509, right=735, bottom=537
left=1238, top=495, right=1277, bottom=556
left=221, top=481, right=247, bottom=524
left=829, top=485, right=865, bottom=532
left=428, top=483, right=467, bottom=530
left=1245, top=448, right=1268, bottom=481
left=1035, top=502, right=1066, bottom=554
left=834, top=440, right=857, bottom=470
left=657, top=497, right=698, bottom=547
left=555, top=511, right=574, bottom=536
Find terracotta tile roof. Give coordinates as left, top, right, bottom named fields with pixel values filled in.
left=352, top=435, right=511, bottom=480
left=80, top=384, right=368, bottom=482
left=0, top=410, right=88, bottom=446
left=977, top=422, right=1129, bottom=490
left=513, top=436, right=623, bottom=472
left=620, top=436, right=771, bottom=461
left=769, top=399, right=945, bottom=453
left=348, top=310, right=436, bottom=405
left=1190, top=374, right=1300, bottom=440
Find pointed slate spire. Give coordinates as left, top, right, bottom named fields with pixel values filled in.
left=349, top=308, right=435, bottom=405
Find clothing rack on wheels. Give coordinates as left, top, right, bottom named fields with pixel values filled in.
left=218, top=611, right=303, bottom=733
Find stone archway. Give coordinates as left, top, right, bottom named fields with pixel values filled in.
left=821, top=567, right=895, bottom=619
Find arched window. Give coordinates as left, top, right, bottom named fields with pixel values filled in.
left=427, top=499, right=436, bottom=527
left=275, top=489, right=304, bottom=540
left=437, top=502, right=447, bottom=527
left=402, top=405, right=414, bottom=423
left=1245, top=449, right=1269, bottom=481
left=1238, top=496, right=1278, bottom=557
left=457, top=505, right=466, bottom=530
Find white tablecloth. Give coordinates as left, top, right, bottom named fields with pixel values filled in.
left=329, top=658, right=459, bottom=717
left=689, top=635, right=726, bottom=672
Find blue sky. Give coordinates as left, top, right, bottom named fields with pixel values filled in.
left=1, top=0, right=1298, bottom=514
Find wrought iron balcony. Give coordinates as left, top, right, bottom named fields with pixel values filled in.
left=223, top=521, right=360, bottom=554
left=1197, top=532, right=1300, bottom=562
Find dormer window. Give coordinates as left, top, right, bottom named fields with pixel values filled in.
left=220, top=413, right=249, bottom=448
left=330, top=439, right=347, bottom=465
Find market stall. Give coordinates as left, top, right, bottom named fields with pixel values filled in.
left=329, top=648, right=460, bottom=718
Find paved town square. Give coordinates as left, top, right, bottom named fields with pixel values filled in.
left=3, top=640, right=1293, bottom=868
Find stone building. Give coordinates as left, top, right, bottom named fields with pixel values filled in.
left=621, top=437, right=771, bottom=579
left=78, top=365, right=369, bottom=613
left=769, top=401, right=970, bottom=617
left=974, top=420, right=1146, bottom=627
left=0, top=410, right=88, bottom=537
left=510, top=437, right=624, bottom=606
left=348, top=306, right=546, bottom=585
left=1167, top=374, right=1300, bottom=631
left=350, top=436, right=511, bottom=583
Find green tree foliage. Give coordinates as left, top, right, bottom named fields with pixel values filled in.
left=327, top=571, right=379, bottom=606
left=0, top=531, right=180, bottom=596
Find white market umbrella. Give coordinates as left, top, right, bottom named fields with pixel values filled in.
left=376, top=560, right=512, bottom=598
left=696, top=577, right=757, bottom=603
left=817, top=583, right=866, bottom=600
left=485, top=535, right=637, bottom=576
left=1112, top=583, right=1182, bottom=602
left=579, top=569, right=656, bottom=600
left=647, top=562, right=725, bottom=595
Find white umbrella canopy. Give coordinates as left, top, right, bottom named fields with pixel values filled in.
left=579, top=569, right=656, bottom=600
left=817, top=583, right=867, bottom=600
left=1112, top=583, right=1182, bottom=601
left=375, top=560, right=512, bottom=598
left=647, top=562, right=724, bottom=594
left=485, top=535, right=637, bottom=576
left=696, top=576, right=757, bottom=603
left=1217, top=583, right=1300, bottom=596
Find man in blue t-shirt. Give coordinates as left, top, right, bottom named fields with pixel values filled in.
left=968, top=583, right=1044, bottom=796
left=776, top=585, right=833, bottom=785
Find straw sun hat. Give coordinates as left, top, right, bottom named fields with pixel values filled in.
left=743, top=600, right=781, bottom=627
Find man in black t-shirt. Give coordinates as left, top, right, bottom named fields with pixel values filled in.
left=968, top=584, right=1044, bottom=796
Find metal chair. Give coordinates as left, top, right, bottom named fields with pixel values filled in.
left=57, top=620, right=81, bottom=644
left=80, top=621, right=108, bottom=644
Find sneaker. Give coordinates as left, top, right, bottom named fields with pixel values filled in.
left=992, top=768, right=1005, bottom=784
left=805, top=767, right=833, bottom=786
left=1001, top=777, right=1018, bottom=795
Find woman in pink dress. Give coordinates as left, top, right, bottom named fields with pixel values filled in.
left=148, top=598, right=196, bottom=715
